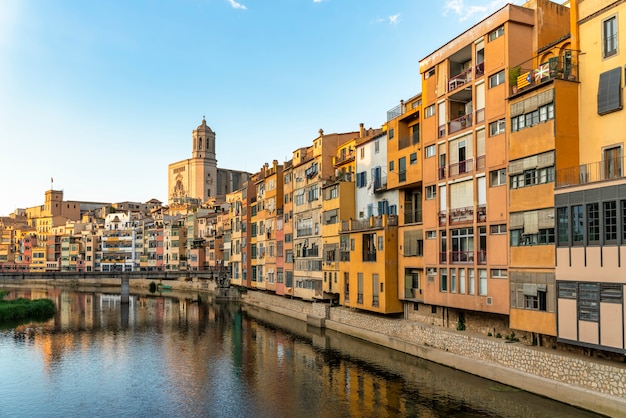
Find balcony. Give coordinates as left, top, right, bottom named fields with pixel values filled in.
left=448, top=158, right=474, bottom=177
left=448, top=67, right=473, bottom=92
left=404, top=208, right=423, bottom=224
left=333, top=151, right=355, bottom=167
left=438, top=124, right=446, bottom=139
left=450, top=251, right=474, bottom=263
left=374, top=176, right=388, bottom=193
left=438, top=166, right=446, bottom=180
left=448, top=113, right=472, bottom=135
left=449, top=206, right=474, bottom=225
left=556, top=157, right=625, bottom=189
left=340, top=215, right=398, bottom=232
left=510, top=50, right=579, bottom=96
left=476, top=155, right=486, bottom=171
left=438, top=211, right=447, bottom=226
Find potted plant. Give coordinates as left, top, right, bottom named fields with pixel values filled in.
left=509, top=66, right=521, bottom=93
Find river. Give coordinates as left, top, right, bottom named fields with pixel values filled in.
left=0, top=287, right=604, bottom=418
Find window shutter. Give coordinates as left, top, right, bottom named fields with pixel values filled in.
left=510, top=212, right=524, bottom=229
left=524, top=210, right=539, bottom=234
left=598, top=67, right=623, bottom=115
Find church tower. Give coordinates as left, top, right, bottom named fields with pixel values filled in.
left=168, top=117, right=218, bottom=206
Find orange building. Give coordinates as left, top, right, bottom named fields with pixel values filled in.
left=419, top=0, right=571, bottom=332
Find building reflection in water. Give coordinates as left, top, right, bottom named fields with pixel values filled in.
left=1, top=288, right=601, bottom=418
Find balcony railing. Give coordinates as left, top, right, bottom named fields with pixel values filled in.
left=476, top=155, right=486, bottom=171
left=439, top=252, right=447, bottom=263
left=438, top=166, right=446, bottom=180
left=510, top=50, right=579, bottom=96
left=448, top=113, right=473, bottom=135
left=449, top=206, right=474, bottom=225
left=438, top=124, right=446, bottom=139
left=374, top=176, right=388, bottom=192
left=477, top=205, right=487, bottom=223
left=477, top=250, right=487, bottom=264
left=438, top=211, right=447, bottom=226
left=404, top=208, right=423, bottom=224
left=450, top=251, right=474, bottom=263
left=556, top=157, right=625, bottom=188
left=448, top=67, right=473, bottom=92
left=372, top=295, right=379, bottom=307
left=448, top=158, right=474, bottom=177
left=475, top=108, right=485, bottom=123
left=475, top=62, right=485, bottom=77
left=397, top=131, right=421, bottom=150
left=333, top=152, right=355, bottom=166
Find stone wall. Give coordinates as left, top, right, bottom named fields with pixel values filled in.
left=243, top=291, right=626, bottom=417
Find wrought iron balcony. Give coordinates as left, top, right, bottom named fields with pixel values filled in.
left=556, top=157, right=625, bottom=189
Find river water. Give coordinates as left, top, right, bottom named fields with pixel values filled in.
left=0, top=287, right=604, bottom=418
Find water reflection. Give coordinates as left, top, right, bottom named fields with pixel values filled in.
left=0, top=287, right=603, bottom=418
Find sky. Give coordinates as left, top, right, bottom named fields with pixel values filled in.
left=0, top=0, right=523, bottom=217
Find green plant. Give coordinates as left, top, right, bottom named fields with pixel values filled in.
left=496, top=333, right=502, bottom=339
left=487, top=332, right=493, bottom=337
left=509, top=65, right=521, bottom=86
left=149, top=281, right=157, bottom=293
left=456, top=313, right=466, bottom=331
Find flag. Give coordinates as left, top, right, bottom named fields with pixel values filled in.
left=51, top=177, right=54, bottom=183
left=517, top=72, right=531, bottom=89
left=534, top=63, right=550, bottom=82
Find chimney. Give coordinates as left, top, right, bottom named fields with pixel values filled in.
left=359, top=123, right=365, bottom=138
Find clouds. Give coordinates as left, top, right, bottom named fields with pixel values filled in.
left=442, top=0, right=509, bottom=22
left=228, top=0, right=247, bottom=10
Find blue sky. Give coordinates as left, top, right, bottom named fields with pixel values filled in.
left=0, top=0, right=520, bottom=216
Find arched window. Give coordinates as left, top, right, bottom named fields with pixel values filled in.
left=198, top=137, right=202, bottom=150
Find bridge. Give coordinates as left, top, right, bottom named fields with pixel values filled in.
left=0, top=270, right=234, bottom=303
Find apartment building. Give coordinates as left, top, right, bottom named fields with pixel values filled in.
left=280, top=161, right=295, bottom=296
left=419, top=0, right=570, bottom=331
left=384, top=94, right=425, bottom=316
left=292, top=130, right=357, bottom=301
left=555, top=0, right=626, bottom=354
left=340, top=131, right=403, bottom=314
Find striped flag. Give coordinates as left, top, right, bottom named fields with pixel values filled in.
left=517, top=71, right=531, bottom=89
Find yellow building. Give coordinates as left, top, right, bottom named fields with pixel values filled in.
left=385, top=94, right=425, bottom=314
left=554, top=0, right=626, bottom=354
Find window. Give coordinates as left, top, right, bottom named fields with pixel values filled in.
left=356, top=171, right=367, bottom=188
left=587, top=203, right=600, bottom=244
left=425, top=67, right=435, bottom=79
left=410, top=153, right=417, bottom=165
left=603, top=16, right=618, bottom=58
left=440, top=268, right=448, bottom=292
left=360, top=148, right=365, bottom=159
left=425, top=104, right=435, bottom=118
left=490, top=224, right=507, bottom=234
left=425, top=144, right=436, bottom=158
left=509, top=167, right=554, bottom=189
left=489, top=119, right=505, bottom=136
left=389, top=160, right=394, bottom=171
left=491, top=269, right=507, bottom=278
left=375, top=141, right=380, bottom=153
left=604, top=201, right=617, bottom=242
left=525, top=291, right=547, bottom=311
left=490, top=169, right=506, bottom=186
left=478, top=269, right=487, bottom=295
left=426, top=230, right=437, bottom=239
left=489, top=70, right=505, bottom=88
left=488, top=25, right=504, bottom=41
left=572, top=205, right=584, bottom=244
left=426, top=185, right=436, bottom=199
left=398, top=157, right=406, bottom=182
left=388, top=129, right=394, bottom=140
left=511, top=103, right=555, bottom=132
left=598, top=67, right=623, bottom=115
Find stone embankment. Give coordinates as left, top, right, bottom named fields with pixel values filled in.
left=242, top=290, right=626, bottom=418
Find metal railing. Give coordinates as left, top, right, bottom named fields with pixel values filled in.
left=448, top=67, right=473, bottom=92
left=556, top=158, right=625, bottom=188
left=448, top=114, right=473, bottom=135
left=448, top=158, right=474, bottom=177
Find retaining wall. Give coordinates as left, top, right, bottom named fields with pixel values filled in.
left=243, top=291, right=626, bottom=417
